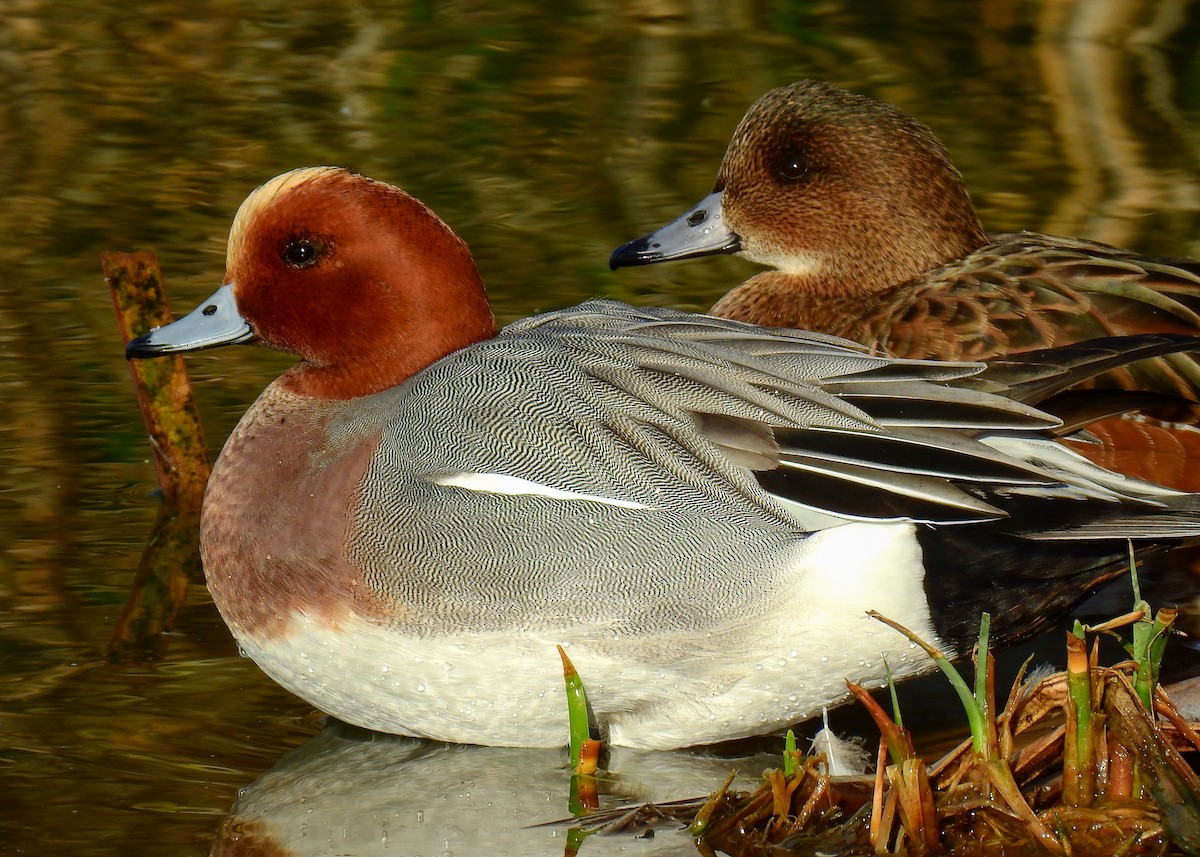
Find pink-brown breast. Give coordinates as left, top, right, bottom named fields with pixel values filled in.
left=199, top=380, right=390, bottom=642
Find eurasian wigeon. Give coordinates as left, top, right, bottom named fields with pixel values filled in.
left=128, top=167, right=1200, bottom=749
left=610, top=80, right=1200, bottom=488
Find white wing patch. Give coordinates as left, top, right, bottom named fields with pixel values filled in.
left=431, top=472, right=652, bottom=510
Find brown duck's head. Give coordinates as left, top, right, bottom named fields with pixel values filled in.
left=715, top=80, right=988, bottom=295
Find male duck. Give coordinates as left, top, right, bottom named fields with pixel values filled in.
left=129, top=167, right=1200, bottom=750
left=610, top=80, right=1200, bottom=488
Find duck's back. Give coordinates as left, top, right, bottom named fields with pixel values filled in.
left=716, top=233, right=1200, bottom=370
left=878, top=233, right=1200, bottom=375
left=346, top=302, right=864, bottom=638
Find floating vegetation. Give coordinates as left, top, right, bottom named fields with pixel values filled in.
left=556, top=565, right=1200, bottom=856
left=692, top=578, right=1200, bottom=856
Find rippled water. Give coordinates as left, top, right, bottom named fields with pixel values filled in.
left=4, top=1, right=1200, bottom=854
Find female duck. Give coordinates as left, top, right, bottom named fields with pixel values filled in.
left=610, top=81, right=1200, bottom=486
left=129, top=167, right=1200, bottom=749
left=611, top=79, right=1200, bottom=365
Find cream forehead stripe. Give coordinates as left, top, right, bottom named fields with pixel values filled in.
left=226, top=167, right=345, bottom=264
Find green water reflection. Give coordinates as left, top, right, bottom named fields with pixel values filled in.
left=3, top=1, right=1200, bottom=853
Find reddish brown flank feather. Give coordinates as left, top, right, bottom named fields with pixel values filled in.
left=1065, top=418, right=1200, bottom=492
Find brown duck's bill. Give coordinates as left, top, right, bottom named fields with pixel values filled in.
left=126, top=284, right=255, bottom=359
left=609, top=191, right=742, bottom=270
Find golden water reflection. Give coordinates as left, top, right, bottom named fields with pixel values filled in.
left=2, top=0, right=1199, bottom=853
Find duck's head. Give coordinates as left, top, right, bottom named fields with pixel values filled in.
left=126, top=167, right=497, bottom=399
left=610, top=80, right=988, bottom=297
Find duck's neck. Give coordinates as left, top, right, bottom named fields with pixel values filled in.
left=709, top=270, right=887, bottom=336
left=276, top=289, right=498, bottom=400
left=714, top=210, right=987, bottom=337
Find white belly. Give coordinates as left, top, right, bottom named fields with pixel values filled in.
left=234, top=522, right=951, bottom=749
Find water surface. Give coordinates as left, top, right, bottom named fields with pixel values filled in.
left=3, top=1, right=1200, bottom=853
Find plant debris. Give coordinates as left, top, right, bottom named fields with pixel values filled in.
left=693, top=602, right=1200, bottom=856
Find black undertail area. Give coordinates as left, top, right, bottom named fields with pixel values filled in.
left=916, top=516, right=1183, bottom=654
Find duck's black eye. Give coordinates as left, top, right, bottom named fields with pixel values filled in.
left=775, top=151, right=810, bottom=182
left=282, top=238, right=322, bottom=269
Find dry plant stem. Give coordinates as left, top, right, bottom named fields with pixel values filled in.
left=980, top=760, right=1066, bottom=855
left=847, top=679, right=915, bottom=767
left=1105, top=672, right=1200, bottom=855
left=105, top=252, right=210, bottom=506
left=935, top=750, right=973, bottom=796
left=1013, top=724, right=1067, bottom=787
left=1155, top=687, right=1200, bottom=755
left=104, top=251, right=211, bottom=663
left=981, top=650, right=999, bottom=756
left=893, top=759, right=939, bottom=855
left=1014, top=673, right=1072, bottom=735
left=766, top=766, right=807, bottom=837
left=877, top=789, right=899, bottom=854
left=703, top=786, right=776, bottom=845
left=1086, top=609, right=1146, bottom=634
left=973, top=643, right=1065, bottom=854
left=794, top=771, right=831, bottom=830
left=847, top=680, right=938, bottom=853
left=870, top=738, right=887, bottom=851
left=768, top=769, right=790, bottom=821
left=869, top=613, right=1066, bottom=854
left=578, top=740, right=601, bottom=776
left=997, top=655, right=1034, bottom=764
left=1107, top=733, right=1135, bottom=800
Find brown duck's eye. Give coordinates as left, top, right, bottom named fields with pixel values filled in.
left=775, top=151, right=810, bottom=182
left=282, top=238, right=323, bottom=269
